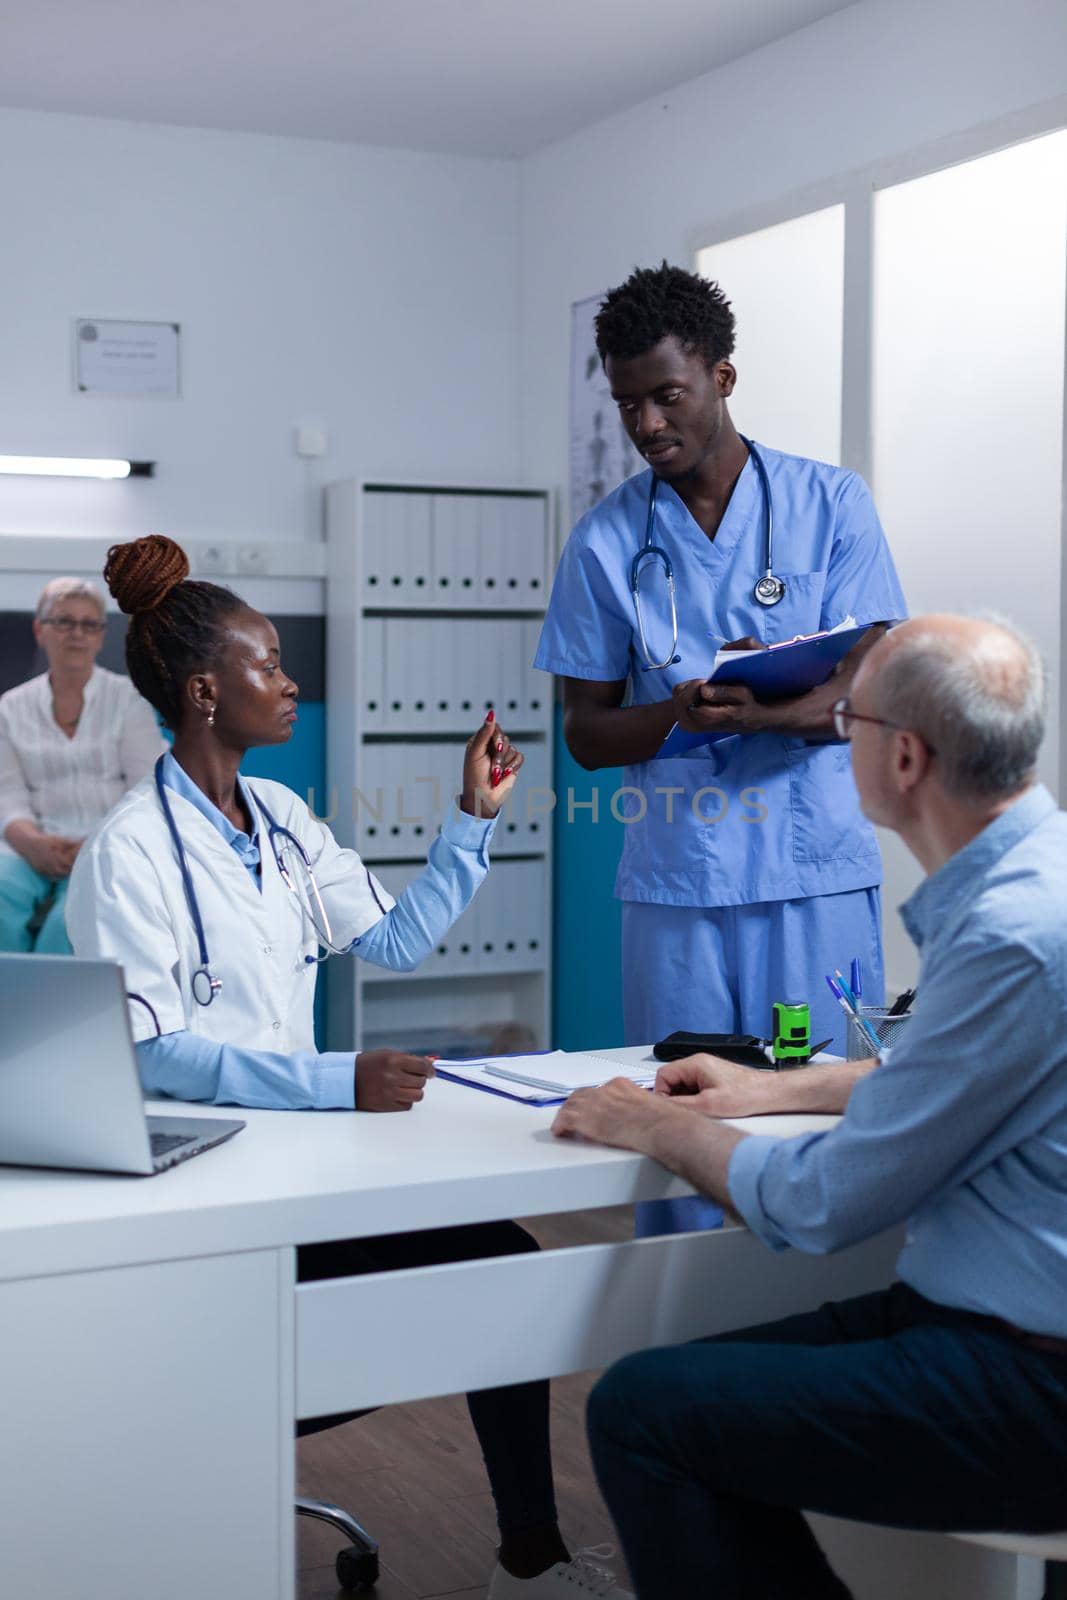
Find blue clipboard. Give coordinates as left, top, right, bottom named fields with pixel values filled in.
left=434, top=1067, right=564, bottom=1106
left=434, top=1050, right=568, bottom=1106
left=658, top=624, right=871, bottom=758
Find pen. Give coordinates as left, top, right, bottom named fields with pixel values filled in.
left=837, top=972, right=883, bottom=1054
left=888, top=987, right=915, bottom=1016
left=826, top=973, right=883, bottom=1055
left=834, top=969, right=865, bottom=1018
left=850, top=957, right=862, bottom=1000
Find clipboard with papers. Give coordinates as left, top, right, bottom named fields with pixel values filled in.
left=657, top=619, right=871, bottom=759
left=434, top=1051, right=657, bottom=1106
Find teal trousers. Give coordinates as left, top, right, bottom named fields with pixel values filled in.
left=0, top=853, right=72, bottom=953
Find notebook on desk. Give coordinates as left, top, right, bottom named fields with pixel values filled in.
left=0, top=955, right=244, bottom=1176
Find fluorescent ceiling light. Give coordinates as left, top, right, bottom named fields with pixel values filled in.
left=0, top=455, right=155, bottom=480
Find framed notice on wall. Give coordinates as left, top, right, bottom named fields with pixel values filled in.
left=74, top=318, right=181, bottom=398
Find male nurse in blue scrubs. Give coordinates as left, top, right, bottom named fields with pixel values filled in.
left=534, top=263, right=907, bottom=1233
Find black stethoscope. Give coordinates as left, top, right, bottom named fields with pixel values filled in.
left=152, top=755, right=381, bottom=1007
left=630, top=435, right=785, bottom=671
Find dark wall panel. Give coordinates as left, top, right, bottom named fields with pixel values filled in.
left=0, top=612, right=324, bottom=699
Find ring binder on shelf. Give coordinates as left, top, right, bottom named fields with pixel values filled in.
left=327, top=478, right=553, bottom=1057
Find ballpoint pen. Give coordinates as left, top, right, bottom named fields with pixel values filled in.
left=826, top=973, right=883, bottom=1055
left=836, top=970, right=884, bottom=1054
left=888, top=987, right=916, bottom=1016
left=850, top=957, right=862, bottom=1000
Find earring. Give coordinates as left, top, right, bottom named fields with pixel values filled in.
left=207, top=708, right=216, bottom=728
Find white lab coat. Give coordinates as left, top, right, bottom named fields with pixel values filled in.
left=66, top=774, right=394, bottom=1048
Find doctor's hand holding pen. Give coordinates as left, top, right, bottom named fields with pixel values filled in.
left=458, top=709, right=524, bottom=819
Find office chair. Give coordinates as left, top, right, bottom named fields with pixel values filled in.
left=296, top=1494, right=379, bottom=1591
left=296, top=1411, right=380, bottom=1591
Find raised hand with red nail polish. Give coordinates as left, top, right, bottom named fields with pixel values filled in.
left=459, top=708, right=525, bottom=818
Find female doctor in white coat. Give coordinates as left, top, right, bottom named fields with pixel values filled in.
left=65, top=534, right=631, bottom=1600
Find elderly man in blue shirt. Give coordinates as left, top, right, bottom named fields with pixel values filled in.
left=552, top=613, right=1067, bottom=1600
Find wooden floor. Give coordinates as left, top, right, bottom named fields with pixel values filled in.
left=296, top=1206, right=634, bottom=1600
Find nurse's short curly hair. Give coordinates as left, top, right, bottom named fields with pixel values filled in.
left=594, top=262, right=736, bottom=370
left=104, top=534, right=243, bottom=732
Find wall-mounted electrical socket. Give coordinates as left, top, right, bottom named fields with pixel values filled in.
left=236, top=543, right=271, bottom=576
left=196, top=543, right=231, bottom=575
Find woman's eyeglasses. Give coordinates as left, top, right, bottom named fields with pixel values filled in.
left=42, top=616, right=106, bottom=635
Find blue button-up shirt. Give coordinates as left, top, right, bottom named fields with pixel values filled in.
left=728, top=785, right=1067, bottom=1337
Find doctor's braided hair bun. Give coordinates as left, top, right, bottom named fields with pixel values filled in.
left=104, top=535, right=243, bottom=732
left=595, top=261, right=736, bottom=370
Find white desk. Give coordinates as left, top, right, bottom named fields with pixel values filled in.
left=0, top=1049, right=911, bottom=1598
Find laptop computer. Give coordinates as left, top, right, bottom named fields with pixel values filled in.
left=0, top=954, right=245, bottom=1176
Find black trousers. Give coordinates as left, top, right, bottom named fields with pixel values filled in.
left=296, top=1220, right=557, bottom=1536
left=588, top=1282, right=1067, bottom=1599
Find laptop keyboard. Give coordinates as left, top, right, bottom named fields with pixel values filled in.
left=150, top=1131, right=196, bottom=1158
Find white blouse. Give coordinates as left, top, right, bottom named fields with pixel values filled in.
left=0, top=666, right=166, bottom=851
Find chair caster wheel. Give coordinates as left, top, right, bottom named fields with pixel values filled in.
left=336, top=1544, right=379, bottom=1590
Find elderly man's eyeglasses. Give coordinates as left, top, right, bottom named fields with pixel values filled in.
left=832, top=697, right=911, bottom=742
left=42, top=616, right=106, bottom=635
left=833, top=698, right=939, bottom=759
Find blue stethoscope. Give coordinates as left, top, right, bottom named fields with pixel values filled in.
left=153, top=755, right=375, bottom=1006
left=630, top=435, right=785, bottom=671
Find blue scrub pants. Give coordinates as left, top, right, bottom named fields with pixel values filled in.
left=623, top=889, right=882, bottom=1236
left=0, top=853, right=72, bottom=954
left=587, top=1283, right=1067, bottom=1599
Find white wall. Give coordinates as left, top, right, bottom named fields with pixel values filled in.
left=517, top=0, right=1067, bottom=991
left=0, top=108, right=521, bottom=552
left=517, top=0, right=1067, bottom=489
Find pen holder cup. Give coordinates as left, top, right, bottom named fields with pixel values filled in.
left=846, top=1007, right=912, bottom=1061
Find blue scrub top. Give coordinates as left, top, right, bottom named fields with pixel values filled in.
left=534, top=444, right=907, bottom=910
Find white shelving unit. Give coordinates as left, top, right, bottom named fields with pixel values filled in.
left=325, top=480, right=553, bottom=1059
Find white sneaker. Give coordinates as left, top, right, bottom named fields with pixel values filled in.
left=488, top=1545, right=633, bottom=1598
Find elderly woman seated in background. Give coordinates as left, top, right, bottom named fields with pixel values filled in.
left=0, top=576, right=165, bottom=953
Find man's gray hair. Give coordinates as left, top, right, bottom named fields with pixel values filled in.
left=35, top=577, right=106, bottom=622
left=872, top=615, right=1046, bottom=801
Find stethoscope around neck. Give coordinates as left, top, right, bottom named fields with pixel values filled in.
left=152, top=755, right=381, bottom=1008
left=630, top=435, right=785, bottom=672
